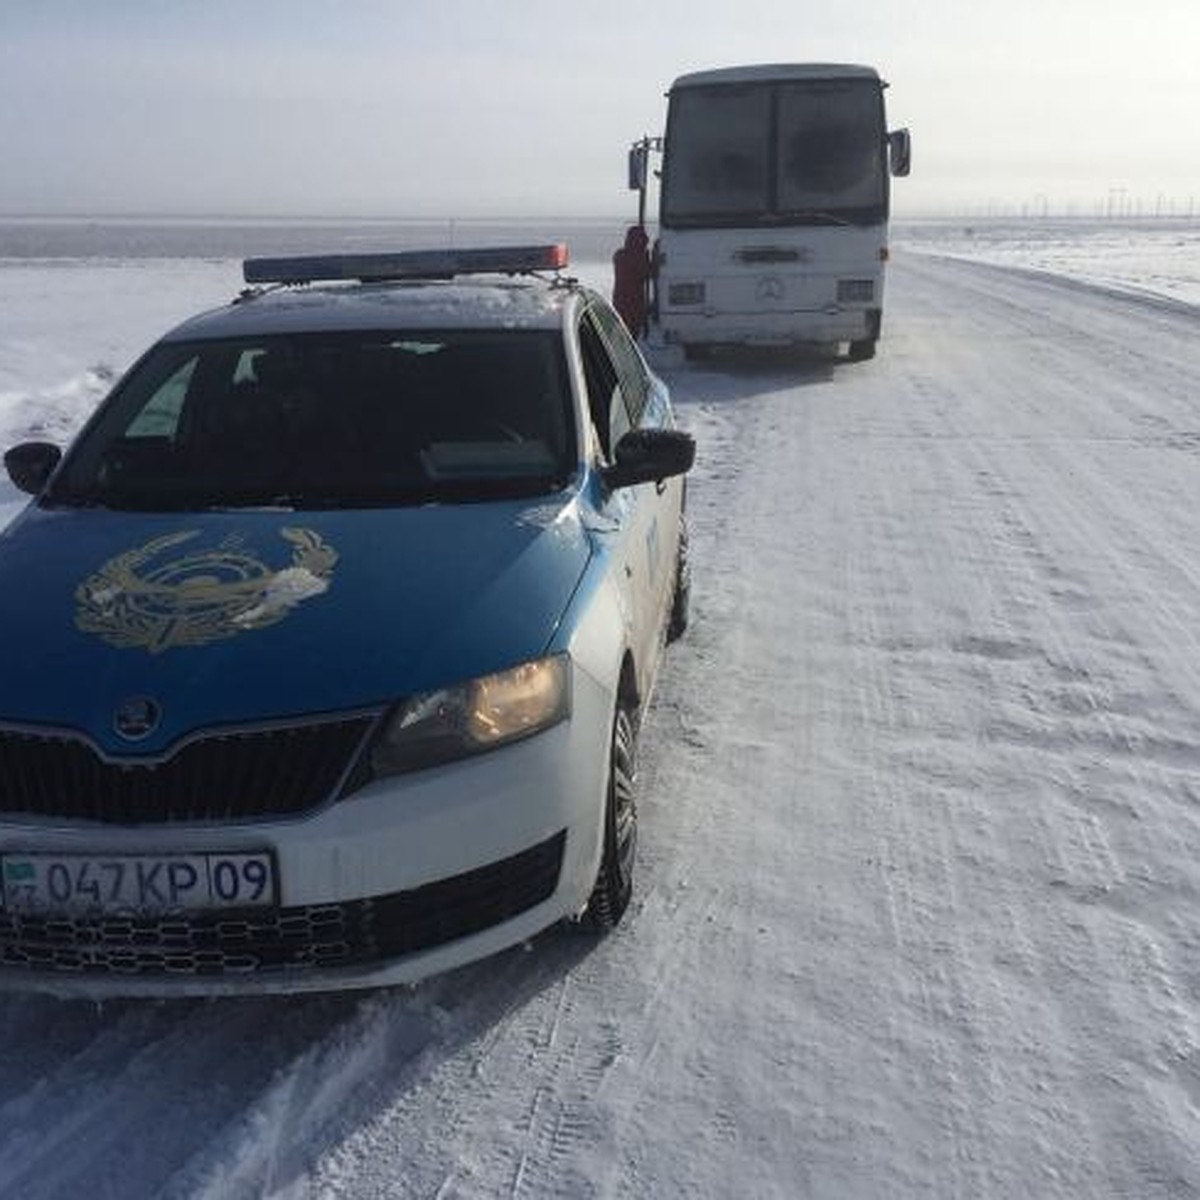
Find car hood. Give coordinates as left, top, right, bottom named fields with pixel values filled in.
left=0, top=497, right=590, bottom=756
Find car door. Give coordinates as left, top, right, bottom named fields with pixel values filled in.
left=578, top=300, right=678, bottom=688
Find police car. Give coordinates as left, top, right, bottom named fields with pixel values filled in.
left=0, top=244, right=694, bottom=996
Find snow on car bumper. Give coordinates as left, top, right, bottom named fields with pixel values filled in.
left=0, top=668, right=614, bottom=998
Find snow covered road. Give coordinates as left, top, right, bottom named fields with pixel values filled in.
left=3, top=253, right=1200, bottom=1198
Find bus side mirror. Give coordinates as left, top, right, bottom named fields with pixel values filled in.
left=889, top=129, right=912, bottom=178
left=628, top=144, right=649, bottom=191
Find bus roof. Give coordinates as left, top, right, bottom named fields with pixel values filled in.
left=670, top=63, right=883, bottom=90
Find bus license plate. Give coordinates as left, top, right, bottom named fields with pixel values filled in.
left=0, top=852, right=277, bottom=915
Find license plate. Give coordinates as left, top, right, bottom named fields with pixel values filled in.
left=0, top=851, right=277, bottom=915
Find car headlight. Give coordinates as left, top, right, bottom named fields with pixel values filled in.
left=369, top=654, right=571, bottom=777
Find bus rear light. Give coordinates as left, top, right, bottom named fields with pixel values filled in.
left=668, top=282, right=706, bottom=306
left=837, top=279, right=876, bottom=303
left=878, top=247, right=890, bottom=262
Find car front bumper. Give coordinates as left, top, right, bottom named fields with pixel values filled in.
left=0, top=667, right=614, bottom=998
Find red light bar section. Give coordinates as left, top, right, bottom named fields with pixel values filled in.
left=243, top=244, right=570, bottom=285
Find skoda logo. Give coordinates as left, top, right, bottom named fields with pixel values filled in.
left=114, top=696, right=162, bottom=742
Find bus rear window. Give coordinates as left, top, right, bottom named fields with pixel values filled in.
left=776, top=81, right=884, bottom=211
left=662, top=78, right=886, bottom=226
left=662, top=86, right=771, bottom=219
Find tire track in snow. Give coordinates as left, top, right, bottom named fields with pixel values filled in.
left=832, top=369, right=1024, bottom=1199
left=0, top=993, right=363, bottom=1200
left=881, top=258, right=1200, bottom=1194
left=918, top=279, right=1200, bottom=1130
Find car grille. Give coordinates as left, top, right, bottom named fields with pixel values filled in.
left=0, top=832, right=565, bottom=979
left=0, top=716, right=376, bottom=824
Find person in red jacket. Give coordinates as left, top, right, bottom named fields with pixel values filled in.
left=612, top=225, right=652, bottom=338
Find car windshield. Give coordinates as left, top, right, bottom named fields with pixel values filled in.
left=47, top=329, right=576, bottom=510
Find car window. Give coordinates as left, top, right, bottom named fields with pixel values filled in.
left=124, top=356, right=197, bottom=439
left=577, top=313, right=628, bottom=459
left=589, top=300, right=650, bottom=428
left=48, top=330, right=575, bottom=510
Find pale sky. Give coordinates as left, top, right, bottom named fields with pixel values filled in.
left=1, top=0, right=1197, bottom=220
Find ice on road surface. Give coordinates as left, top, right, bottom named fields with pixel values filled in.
left=2, top=248, right=1200, bottom=1198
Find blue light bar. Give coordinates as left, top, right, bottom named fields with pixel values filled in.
left=242, top=244, right=570, bottom=286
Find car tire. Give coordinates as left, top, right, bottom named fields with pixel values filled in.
left=666, top=518, right=690, bottom=643
left=580, top=702, right=638, bottom=930
left=847, top=337, right=877, bottom=361
left=682, top=343, right=710, bottom=362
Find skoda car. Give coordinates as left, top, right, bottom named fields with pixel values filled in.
left=0, top=244, right=694, bottom=996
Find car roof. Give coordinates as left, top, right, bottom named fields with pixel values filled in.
left=164, top=276, right=583, bottom=342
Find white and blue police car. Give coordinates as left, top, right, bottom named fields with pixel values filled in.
left=0, top=244, right=694, bottom=995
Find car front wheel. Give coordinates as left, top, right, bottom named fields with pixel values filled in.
left=580, top=702, right=638, bottom=930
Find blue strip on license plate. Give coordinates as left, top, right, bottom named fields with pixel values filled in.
left=0, top=851, right=277, bottom=915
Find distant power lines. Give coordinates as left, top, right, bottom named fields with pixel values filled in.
left=953, top=192, right=1199, bottom=220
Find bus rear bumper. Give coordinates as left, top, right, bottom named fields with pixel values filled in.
left=659, top=306, right=877, bottom=350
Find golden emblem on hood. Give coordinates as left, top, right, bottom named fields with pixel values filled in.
left=75, top=528, right=338, bottom=654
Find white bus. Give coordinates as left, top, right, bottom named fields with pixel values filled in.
left=633, top=63, right=910, bottom=361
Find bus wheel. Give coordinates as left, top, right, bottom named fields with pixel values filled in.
left=683, top=343, right=710, bottom=362
left=849, top=310, right=881, bottom=361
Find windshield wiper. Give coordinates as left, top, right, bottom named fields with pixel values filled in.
left=777, top=209, right=852, bottom=226
left=42, top=477, right=564, bottom=513
left=43, top=484, right=110, bottom=510
left=420, top=474, right=567, bottom=503
left=667, top=209, right=859, bottom=230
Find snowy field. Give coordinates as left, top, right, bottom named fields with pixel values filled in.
left=895, top=216, right=1200, bottom=308
left=2, top=220, right=1200, bottom=1197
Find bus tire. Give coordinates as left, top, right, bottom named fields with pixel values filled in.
left=849, top=310, right=882, bottom=361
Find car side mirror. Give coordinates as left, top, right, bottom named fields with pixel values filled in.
left=888, top=128, right=912, bottom=178
left=603, top=428, right=695, bottom=491
left=4, top=441, right=62, bottom=495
